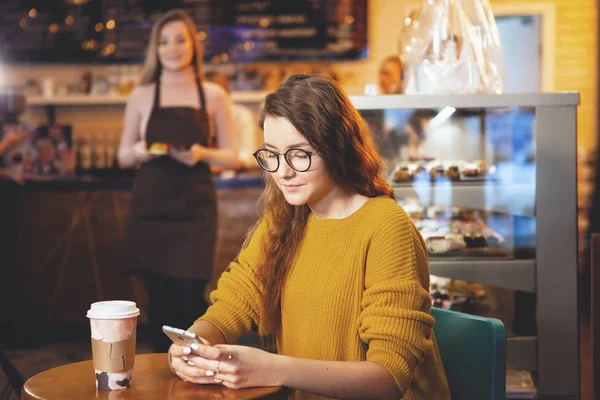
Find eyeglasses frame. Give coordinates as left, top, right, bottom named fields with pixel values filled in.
left=252, top=148, right=318, bottom=172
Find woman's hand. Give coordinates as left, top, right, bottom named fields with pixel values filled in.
left=181, top=343, right=282, bottom=389
left=169, top=344, right=219, bottom=385
left=170, top=144, right=206, bottom=167
left=133, top=140, right=158, bottom=163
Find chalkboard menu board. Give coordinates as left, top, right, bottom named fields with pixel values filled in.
left=0, top=0, right=368, bottom=63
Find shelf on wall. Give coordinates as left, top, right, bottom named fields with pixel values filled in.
left=394, top=181, right=535, bottom=217
left=26, top=90, right=269, bottom=106
left=429, top=259, right=536, bottom=292
left=27, top=95, right=128, bottom=106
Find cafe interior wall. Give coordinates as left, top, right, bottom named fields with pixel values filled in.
left=0, top=0, right=597, bottom=151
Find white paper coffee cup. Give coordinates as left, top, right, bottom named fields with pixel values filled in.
left=87, top=301, right=140, bottom=391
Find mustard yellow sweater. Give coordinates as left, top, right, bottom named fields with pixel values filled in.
left=200, top=196, right=450, bottom=399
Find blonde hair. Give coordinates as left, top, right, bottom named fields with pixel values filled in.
left=139, top=9, right=203, bottom=84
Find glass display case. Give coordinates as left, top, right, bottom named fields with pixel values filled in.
left=351, top=93, right=580, bottom=399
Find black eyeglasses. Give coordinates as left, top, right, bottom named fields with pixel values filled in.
left=252, top=148, right=317, bottom=172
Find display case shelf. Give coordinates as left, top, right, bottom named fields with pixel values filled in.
left=507, top=336, right=537, bottom=372
left=351, top=92, right=580, bottom=110
left=429, top=259, right=535, bottom=292
left=393, top=181, right=535, bottom=217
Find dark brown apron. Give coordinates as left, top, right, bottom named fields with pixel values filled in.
left=122, top=77, right=216, bottom=280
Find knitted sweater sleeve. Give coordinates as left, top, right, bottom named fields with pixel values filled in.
left=358, top=206, right=435, bottom=395
left=198, top=220, right=266, bottom=344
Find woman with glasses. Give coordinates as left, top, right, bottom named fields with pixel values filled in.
left=169, top=74, right=450, bottom=399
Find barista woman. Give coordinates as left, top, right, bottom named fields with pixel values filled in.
left=118, top=9, right=238, bottom=352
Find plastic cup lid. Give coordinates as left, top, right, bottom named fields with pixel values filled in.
left=86, top=300, right=140, bottom=319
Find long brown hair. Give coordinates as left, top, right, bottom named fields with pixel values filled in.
left=249, top=74, right=394, bottom=336
left=139, top=9, right=203, bottom=84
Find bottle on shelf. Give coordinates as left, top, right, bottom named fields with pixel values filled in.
left=118, top=65, right=134, bottom=96
left=93, top=130, right=107, bottom=172
left=105, top=130, right=119, bottom=173
left=78, top=132, right=93, bottom=174
left=107, top=65, right=120, bottom=96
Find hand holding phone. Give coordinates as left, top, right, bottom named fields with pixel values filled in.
left=162, top=325, right=210, bottom=347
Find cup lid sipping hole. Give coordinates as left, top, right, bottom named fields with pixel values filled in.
left=87, top=300, right=140, bottom=319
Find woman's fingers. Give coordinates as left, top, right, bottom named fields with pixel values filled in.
left=170, top=152, right=194, bottom=166
left=171, top=344, right=238, bottom=387
left=176, top=373, right=216, bottom=385
left=190, top=343, right=222, bottom=359
left=172, top=357, right=213, bottom=381
left=213, top=373, right=240, bottom=386
left=169, top=344, right=191, bottom=357
left=186, top=355, right=226, bottom=374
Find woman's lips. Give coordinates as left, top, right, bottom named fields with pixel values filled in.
left=282, top=183, right=303, bottom=192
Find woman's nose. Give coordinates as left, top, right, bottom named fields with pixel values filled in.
left=277, top=156, right=295, bottom=178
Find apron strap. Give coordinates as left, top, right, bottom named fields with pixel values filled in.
left=196, top=77, right=209, bottom=121
left=153, top=79, right=161, bottom=109
left=196, top=76, right=214, bottom=147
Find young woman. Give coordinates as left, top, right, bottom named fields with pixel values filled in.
left=118, top=9, right=238, bottom=352
left=169, top=74, right=450, bottom=399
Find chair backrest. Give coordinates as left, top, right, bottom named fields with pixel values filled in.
left=431, top=307, right=506, bottom=400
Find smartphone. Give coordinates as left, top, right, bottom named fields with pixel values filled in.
left=162, top=325, right=208, bottom=347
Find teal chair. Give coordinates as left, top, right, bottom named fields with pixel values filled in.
left=431, top=307, right=506, bottom=400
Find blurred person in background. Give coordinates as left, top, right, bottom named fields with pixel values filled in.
left=0, top=129, right=31, bottom=184
left=372, top=55, right=406, bottom=175
left=117, top=9, right=239, bottom=352
left=378, top=55, right=404, bottom=95
left=205, top=71, right=260, bottom=171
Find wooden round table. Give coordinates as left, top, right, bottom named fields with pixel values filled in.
left=21, top=353, right=290, bottom=399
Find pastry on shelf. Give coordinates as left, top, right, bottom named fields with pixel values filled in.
left=463, top=234, right=488, bottom=248
left=450, top=219, right=486, bottom=235
left=392, top=165, right=412, bottom=182
left=392, top=162, right=426, bottom=183
left=425, top=233, right=466, bottom=254
left=473, top=160, right=488, bottom=172
left=460, top=160, right=488, bottom=178
left=460, top=162, right=479, bottom=177
left=430, top=169, right=442, bottom=180
left=444, top=165, right=461, bottom=181
left=429, top=165, right=445, bottom=180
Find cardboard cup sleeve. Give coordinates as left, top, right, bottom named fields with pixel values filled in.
left=91, top=337, right=136, bottom=373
